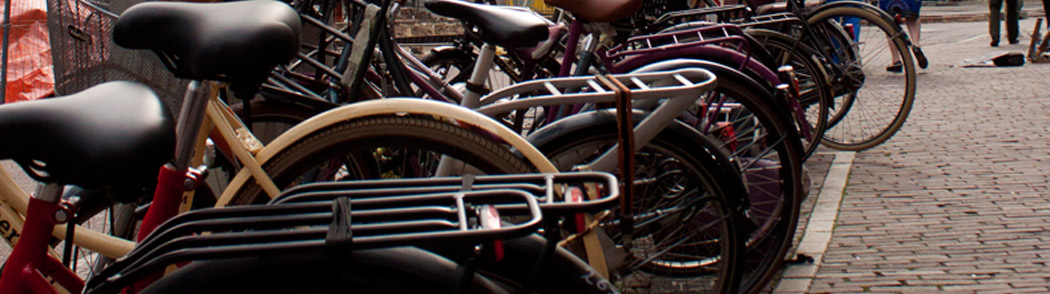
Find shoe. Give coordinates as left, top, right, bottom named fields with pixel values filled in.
left=886, top=62, right=903, bottom=73
left=1009, top=39, right=1020, bottom=44
left=991, top=37, right=1000, bottom=47
left=912, top=46, right=929, bottom=69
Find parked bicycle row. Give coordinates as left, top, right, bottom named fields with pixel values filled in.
left=0, top=0, right=922, bottom=293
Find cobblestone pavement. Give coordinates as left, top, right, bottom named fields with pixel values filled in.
left=777, top=18, right=1050, bottom=293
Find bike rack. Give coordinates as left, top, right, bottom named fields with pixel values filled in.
left=83, top=172, right=619, bottom=293
left=272, top=172, right=620, bottom=216
left=604, top=23, right=755, bottom=64
left=474, top=68, right=717, bottom=117
left=650, top=4, right=751, bottom=27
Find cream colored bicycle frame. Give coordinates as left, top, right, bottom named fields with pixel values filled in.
left=0, top=93, right=558, bottom=261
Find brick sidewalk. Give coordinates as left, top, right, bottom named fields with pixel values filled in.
left=778, top=19, right=1050, bottom=293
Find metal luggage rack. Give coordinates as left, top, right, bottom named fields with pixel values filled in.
left=273, top=172, right=621, bottom=216
left=650, top=4, right=752, bottom=26
left=474, top=68, right=717, bottom=117
left=85, top=186, right=549, bottom=293
left=731, top=11, right=806, bottom=31
left=603, top=23, right=756, bottom=63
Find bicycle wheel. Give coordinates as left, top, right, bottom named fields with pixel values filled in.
left=534, top=117, right=743, bottom=294
left=420, top=46, right=520, bottom=97
left=806, top=6, right=916, bottom=151
left=227, top=115, right=532, bottom=205
left=629, top=59, right=804, bottom=294
left=140, top=248, right=509, bottom=294
left=746, top=28, right=833, bottom=159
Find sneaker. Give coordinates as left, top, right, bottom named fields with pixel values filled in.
left=886, top=62, right=903, bottom=73
left=912, top=46, right=929, bottom=69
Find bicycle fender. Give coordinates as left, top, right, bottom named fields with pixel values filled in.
left=615, top=45, right=783, bottom=86
left=629, top=58, right=791, bottom=111
left=215, top=98, right=558, bottom=207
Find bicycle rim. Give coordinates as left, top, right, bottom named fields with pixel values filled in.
left=807, top=6, right=916, bottom=151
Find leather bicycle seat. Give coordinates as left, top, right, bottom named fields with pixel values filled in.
left=425, top=0, right=551, bottom=48
left=0, top=82, right=175, bottom=188
left=543, top=0, right=642, bottom=22
left=112, top=1, right=301, bottom=88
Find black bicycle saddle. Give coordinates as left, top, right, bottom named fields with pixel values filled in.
left=425, top=0, right=550, bottom=49
left=112, top=1, right=301, bottom=87
left=0, top=82, right=175, bottom=188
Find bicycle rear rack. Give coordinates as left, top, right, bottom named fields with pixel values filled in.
left=83, top=172, right=618, bottom=293
left=650, top=4, right=752, bottom=27
left=475, top=68, right=717, bottom=117
left=273, top=172, right=620, bottom=216
left=603, top=23, right=755, bottom=64
left=733, top=12, right=805, bottom=31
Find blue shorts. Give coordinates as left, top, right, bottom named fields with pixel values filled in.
left=879, top=0, right=922, bottom=18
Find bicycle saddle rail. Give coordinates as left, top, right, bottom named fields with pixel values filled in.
left=84, top=189, right=542, bottom=294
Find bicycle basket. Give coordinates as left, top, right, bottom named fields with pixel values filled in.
left=46, top=0, right=187, bottom=114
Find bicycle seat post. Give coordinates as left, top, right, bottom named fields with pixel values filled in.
left=171, top=80, right=220, bottom=171
left=460, top=43, right=497, bottom=109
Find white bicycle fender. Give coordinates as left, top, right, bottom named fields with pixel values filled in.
left=216, top=98, right=557, bottom=207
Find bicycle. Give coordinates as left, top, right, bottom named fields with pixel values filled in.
left=225, top=0, right=804, bottom=291
left=409, top=1, right=807, bottom=291
left=1, top=0, right=559, bottom=285
left=8, top=2, right=756, bottom=293
left=650, top=0, right=919, bottom=151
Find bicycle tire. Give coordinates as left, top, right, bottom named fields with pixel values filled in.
left=138, top=248, right=509, bottom=294
left=531, top=114, right=744, bottom=294
left=227, top=115, right=533, bottom=205
left=626, top=59, right=804, bottom=294
left=806, top=6, right=917, bottom=151
left=746, top=28, right=833, bottom=159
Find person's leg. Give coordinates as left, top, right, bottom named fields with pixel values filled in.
left=905, top=17, right=921, bottom=47
left=1043, top=0, right=1050, bottom=28
left=1007, top=0, right=1020, bottom=43
left=990, top=0, right=1003, bottom=46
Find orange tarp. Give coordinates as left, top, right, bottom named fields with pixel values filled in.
left=3, top=0, right=54, bottom=103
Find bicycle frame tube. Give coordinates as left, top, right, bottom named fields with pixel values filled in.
left=393, top=43, right=465, bottom=103
left=460, top=43, right=498, bottom=108
left=0, top=184, right=85, bottom=294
